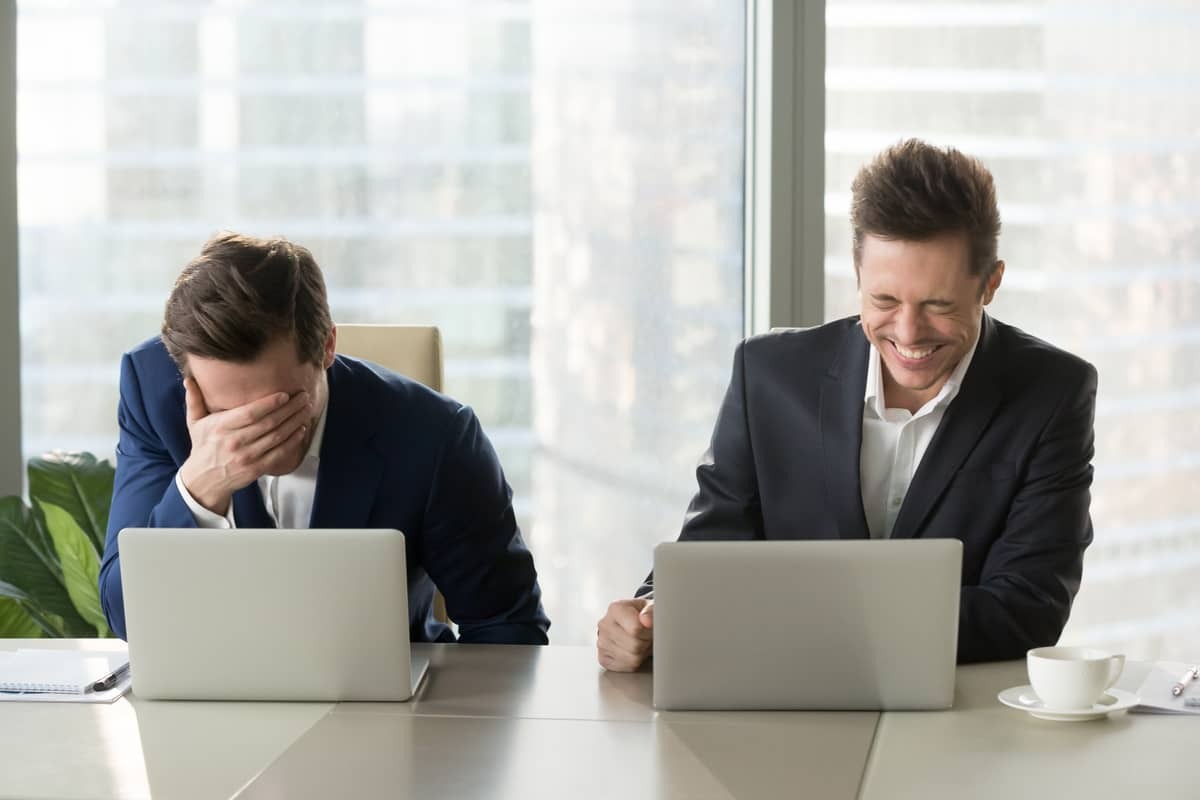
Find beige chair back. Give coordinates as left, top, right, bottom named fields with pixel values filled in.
left=333, top=323, right=449, bottom=623
left=335, top=324, right=444, bottom=392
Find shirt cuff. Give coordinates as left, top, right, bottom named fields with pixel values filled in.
left=175, top=472, right=235, bottom=529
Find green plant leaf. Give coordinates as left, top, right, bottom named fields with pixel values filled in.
left=28, top=452, right=115, bottom=556
left=0, top=580, right=65, bottom=638
left=0, top=596, right=43, bottom=638
left=0, top=497, right=89, bottom=636
left=37, top=502, right=110, bottom=638
left=0, top=496, right=60, bottom=583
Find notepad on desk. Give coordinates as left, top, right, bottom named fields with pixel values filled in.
left=1130, top=661, right=1200, bottom=715
left=0, top=649, right=130, bottom=702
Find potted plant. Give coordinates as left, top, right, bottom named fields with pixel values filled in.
left=0, top=452, right=115, bottom=638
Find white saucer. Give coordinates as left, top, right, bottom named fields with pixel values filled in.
left=997, top=685, right=1139, bottom=722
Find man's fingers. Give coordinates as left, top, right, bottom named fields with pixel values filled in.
left=638, top=599, right=654, bottom=629
left=228, top=392, right=310, bottom=442
left=598, top=617, right=645, bottom=654
left=596, top=632, right=650, bottom=671
left=596, top=600, right=654, bottom=671
left=255, top=422, right=309, bottom=471
left=183, top=377, right=208, bottom=424
left=596, top=645, right=641, bottom=672
left=240, top=403, right=312, bottom=461
left=223, top=390, right=293, bottom=429
left=597, top=600, right=654, bottom=664
left=608, top=599, right=653, bottom=639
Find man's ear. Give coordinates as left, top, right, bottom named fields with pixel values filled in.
left=323, top=325, right=337, bottom=369
left=982, top=261, right=1004, bottom=305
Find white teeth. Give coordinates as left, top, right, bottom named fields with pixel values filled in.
left=895, top=344, right=936, bottom=360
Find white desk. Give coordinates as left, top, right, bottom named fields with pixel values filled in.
left=238, top=645, right=878, bottom=799
left=0, top=640, right=331, bottom=800
left=238, top=711, right=879, bottom=799
left=0, top=640, right=875, bottom=800
left=1, top=640, right=1193, bottom=799
left=859, top=659, right=1196, bottom=800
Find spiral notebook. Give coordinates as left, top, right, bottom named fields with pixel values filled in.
left=0, top=649, right=129, bottom=698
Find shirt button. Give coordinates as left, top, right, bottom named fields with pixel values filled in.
left=890, top=497, right=902, bottom=508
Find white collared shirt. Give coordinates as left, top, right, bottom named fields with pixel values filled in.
left=177, top=403, right=328, bottom=530
left=859, top=333, right=978, bottom=539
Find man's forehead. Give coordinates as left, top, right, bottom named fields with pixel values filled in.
left=858, top=235, right=973, bottom=283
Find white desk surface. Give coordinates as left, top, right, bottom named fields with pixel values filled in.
left=0, top=640, right=876, bottom=800
left=0, top=639, right=332, bottom=800
left=237, top=711, right=876, bottom=800
left=1, top=640, right=1193, bottom=799
left=859, top=659, right=1197, bottom=800
left=240, top=644, right=877, bottom=800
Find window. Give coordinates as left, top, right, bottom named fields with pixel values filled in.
left=17, top=1, right=746, bottom=644
left=826, top=0, right=1200, bottom=658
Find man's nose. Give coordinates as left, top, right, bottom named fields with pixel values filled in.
left=892, top=305, right=925, bottom=344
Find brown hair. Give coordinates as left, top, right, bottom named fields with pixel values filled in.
left=850, top=138, right=1001, bottom=279
left=161, top=232, right=332, bottom=369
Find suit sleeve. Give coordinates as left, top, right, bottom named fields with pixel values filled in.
left=636, top=340, right=764, bottom=596
left=419, top=406, right=550, bottom=644
left=958, top=362, right=1097, bottom=663
left=99, top=353, right=196, bottom=640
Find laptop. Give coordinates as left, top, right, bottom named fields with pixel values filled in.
left=119, top=528, right=429, bottom=701
left=651, top=539, right=962, bottom=711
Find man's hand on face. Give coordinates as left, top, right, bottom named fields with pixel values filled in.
left=177, top=376, right=313, bottom=515
left=596, top=597, right=654, bottom=672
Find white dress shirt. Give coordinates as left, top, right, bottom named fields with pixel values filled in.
left=177, top=404, right=328, bottom=530
left=859, top=334, right=978, bottom=539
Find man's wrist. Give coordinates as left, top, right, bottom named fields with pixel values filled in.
left=174, top=472, right=234, bottom=529
left=178, top=463, right=232, bottom=516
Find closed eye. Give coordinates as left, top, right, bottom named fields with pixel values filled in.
left=870, top=294, right=899, bottom=309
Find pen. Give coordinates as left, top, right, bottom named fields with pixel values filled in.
left=1170, top=665, right=1199, bottom=697
left=90, top=663, right=130, bottom=692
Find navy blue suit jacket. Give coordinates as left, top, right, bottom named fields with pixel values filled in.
left=641, top=314, right=1096, bottom=663
left=99, top=337, right=550, bottom=644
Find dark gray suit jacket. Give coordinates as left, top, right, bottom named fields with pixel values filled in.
left=643, top=314, right=1097, bottom=663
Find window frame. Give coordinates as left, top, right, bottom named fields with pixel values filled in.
left=1, top=0, right=20, bottom=497
left=744, top=0, right=826, bottom=336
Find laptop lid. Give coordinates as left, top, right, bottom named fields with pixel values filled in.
left=651, top=539, right=962, bottom=711
left=119, top=528, right=428, bottom=702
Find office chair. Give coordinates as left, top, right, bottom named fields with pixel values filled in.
left=335, top=323, right=444, bottom=395
left=334, top=323, right=448, bottom=624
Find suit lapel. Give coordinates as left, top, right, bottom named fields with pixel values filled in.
left=821, top=324, right=871, bottom=539
left=309, top=357, right=385, bottom=529
left=890, top=314, right=1004, bottom=539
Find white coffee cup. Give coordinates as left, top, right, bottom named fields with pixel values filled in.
left=1027, top=646, right=1125, bottom=710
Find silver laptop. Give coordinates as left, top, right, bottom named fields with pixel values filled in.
left=652, top=539, right=961, bottom=711
left=119, top=528, right=429, bottom=701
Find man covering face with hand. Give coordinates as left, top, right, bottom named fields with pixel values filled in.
left=99, top=232, right=550, bottom=645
